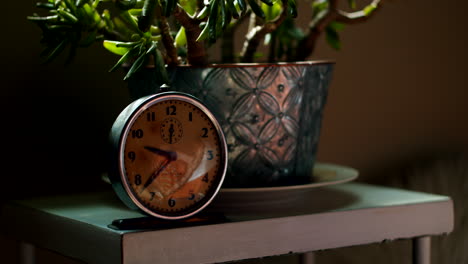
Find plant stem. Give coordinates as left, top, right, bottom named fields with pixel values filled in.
left=335, top=0, right=382, bottom=24
left=294, top=0, right=382, bottom=61
left=158, top=14, right=179, bottom=66
left=294, top=0, right=337, bottom=61
left=268, top=31, right=277, bottom=62
left=221, top=12, right=250, bottom=63
left=221, top=27, right=235, bottom=63
left=240, top=0, right=288, bottom=62
left=173, top=5, right=208, bottom=66
left=139, top=0, right=156, bottom=31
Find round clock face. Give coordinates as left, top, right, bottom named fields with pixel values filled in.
left=110, top=93, right=227, bottom=220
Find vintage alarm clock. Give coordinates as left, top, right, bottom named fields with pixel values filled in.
left=109, top=89, right=228, bottom=220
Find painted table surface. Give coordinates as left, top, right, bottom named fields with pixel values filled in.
left=1, top=183, right=454, bottom=264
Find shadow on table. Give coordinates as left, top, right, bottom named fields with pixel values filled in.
left=207, top=186, right=359, bottom=220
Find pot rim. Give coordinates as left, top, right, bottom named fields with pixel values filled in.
left=168, top=60, right=335, bottom=69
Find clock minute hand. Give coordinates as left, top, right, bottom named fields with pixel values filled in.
left=141, top=158, right=171, bottom=192
left=141, top=146, right=178, bottom=192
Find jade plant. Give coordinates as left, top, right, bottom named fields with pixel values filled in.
left=28, top=0, right=382, bottom=80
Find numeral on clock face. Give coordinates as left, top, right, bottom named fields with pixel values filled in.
left=122, top=97, right=225, bottom=217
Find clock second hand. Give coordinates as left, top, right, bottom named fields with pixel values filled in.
left=169, top=124, right=175, bottom=144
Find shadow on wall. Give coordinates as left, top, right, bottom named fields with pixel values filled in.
left=0, top=4, right=132, bottom=202
left=0, top=96, right=120, bottom=201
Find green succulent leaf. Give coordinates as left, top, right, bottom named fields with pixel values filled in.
left=145, top=40, right=157, bottom=55
left=82, top=3, right=95, bottom=20
left=175, top=27, right=187, bottom=47
left=286, top=26, right=303, bottom=39
left=66, top=33, right=80, bottom=64
left=237, top=0, right=247, bottom=14
left=179, top=0, right=198, bottom=16
left=58, top=9, right=79, bottom=23
left=288, top=0, right=297, bottom=18
left=150, top=25, right=160, bottom=34
left=207, top=0, right=219, bottom=42
left=139, top=0, right=156, bottom=31
left=101, top=9, right=114, bottom=30
left=75, top=0, right=89, bottom=8
left=36, top=2, right=55, bottom=9
left=248, top=0, right=265, bottom=19
left=328, top=21, right=345, bottom=31
left=113, top=16, right=135, bottom=39
left=196, top=23, right=209, bottom=42
left=124, top=50, right=148, bottom=80
left=226, top=0, right=239, bottom=19
left=27, top=15, right=59, bottom=22
left=43, top=39, right=69, bottom=64
left=277, top=16, right=302, bottom=40
left=92, top=0, right=101, bottom=9
left=220, top=0, right=231, bottom=30
left=196, top=6, right=209, bottom=20
left=260, top=0, right=273, bottom=6
left=80, top=30, right=97, bottom=47
left=128, top=8, right=142, bottom=16
left=103, top=40, right=135, bottom=55
left=312, top=0, right=328, bottom=15
left=115, top=0, right=137, bottom=10
left=164, top=0, right=178, bottom=17
left=92, top=8, right=102, bottom=25
left=109, top=44, right=140, bottom=73
left=63, top=0, right=77, bottom=14
left=48, top=24, right=73, bottom=31
left=262, top=1, right=281, bottom=22
left=325, top=25, right=341, bottom=50
left=153, top=45, right=169, bottom=84
left=119, top=10, right=142, bottom=34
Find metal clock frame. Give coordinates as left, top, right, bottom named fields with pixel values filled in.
left=109, top=92, right=228, bottom=220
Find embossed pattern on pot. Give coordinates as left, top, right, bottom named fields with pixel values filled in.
left=128, top=62, right=333, bottom=188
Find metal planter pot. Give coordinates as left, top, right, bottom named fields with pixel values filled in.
left=127, top=61, right=334, bottom=188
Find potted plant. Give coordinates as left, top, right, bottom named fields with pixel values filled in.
left=28, top=0, right=383, bottom=188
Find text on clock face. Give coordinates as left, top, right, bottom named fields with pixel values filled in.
left=122, top=98, right=225, bottom=216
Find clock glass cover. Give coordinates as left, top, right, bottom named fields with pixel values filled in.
left=110, top=92, right=228, bottom=220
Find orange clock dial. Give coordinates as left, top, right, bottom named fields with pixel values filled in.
left=110, top=93, right=227, bottom=220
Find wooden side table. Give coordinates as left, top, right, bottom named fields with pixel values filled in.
left=1, top=183, right=454, bottom=264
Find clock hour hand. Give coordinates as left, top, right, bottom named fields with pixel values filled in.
left=144, top=146, right=177, bottom=161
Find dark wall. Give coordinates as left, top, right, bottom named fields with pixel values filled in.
left=1, top=0, right=468, bottom=263
left=314, top=0, right=468, bottom=180
left=2, top=0, right=468, bottom=199
left=0, top=2, right=131, bottom=201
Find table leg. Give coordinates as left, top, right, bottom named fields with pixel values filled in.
left=20, top=242, right=36, bottom=264
left=299, top=252, right=315, bottom=264
left=413, top=236, right=431, bottom=264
